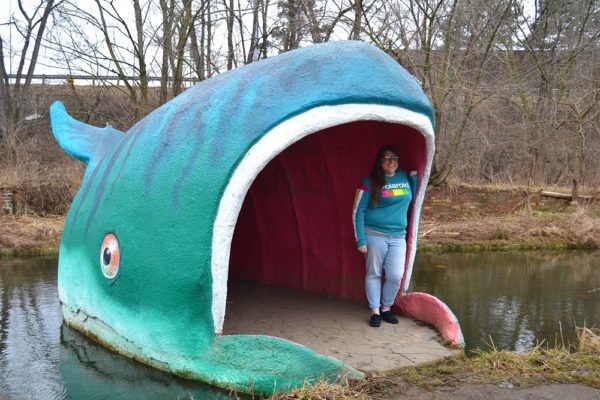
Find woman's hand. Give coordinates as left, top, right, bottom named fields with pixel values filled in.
left=358, top=245, right=367, bottom=254
left=409, top=170, right=418, bottom=176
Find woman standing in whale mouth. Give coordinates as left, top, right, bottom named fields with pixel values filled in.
left=352, top=145, right=418, bottom=327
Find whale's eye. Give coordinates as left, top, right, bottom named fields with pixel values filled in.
left=100, top=233, right=120, bottom=279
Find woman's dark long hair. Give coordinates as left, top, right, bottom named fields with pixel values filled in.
left=369, top=145, right=399, bottom=207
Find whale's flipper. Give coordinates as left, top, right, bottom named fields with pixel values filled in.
left=395, top=292, right=464, bottom=347
left=198, top=335, right=363, bottom=395
left=49, top=101, right=125, bottom=166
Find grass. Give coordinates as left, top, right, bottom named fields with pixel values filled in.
left=0, top=214, right=63, bottom=253
left=526, top=209, right=566, bottom=222
left=419, top=201, right=600, bottom=251
left=265, top=327, right=600, bottom=399
left=268, top=378, right=372, bottom=400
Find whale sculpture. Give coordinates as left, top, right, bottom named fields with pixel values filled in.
left=50, top=41, right=463, bottom=395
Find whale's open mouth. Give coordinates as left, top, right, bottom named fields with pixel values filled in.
left=212, top=104, right=434, bottom=334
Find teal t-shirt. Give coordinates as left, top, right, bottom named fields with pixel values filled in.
left=352, top=171, right=417, bottom=247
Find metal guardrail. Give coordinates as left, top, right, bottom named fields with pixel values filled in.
left=6, top=74, right=201, bottom=84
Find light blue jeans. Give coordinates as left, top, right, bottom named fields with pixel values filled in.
left=365, top=231, right=406, bottom=310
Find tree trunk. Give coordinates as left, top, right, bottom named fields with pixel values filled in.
left=303, top=0, right=322, bottom=43
left=159, top=0, right=174, bottom=105
left=173, top=0, right=194, bottom=96
left=207, top=0, right=212, bottom=77
left=133, top=0, right=148, bottom=116
left=226, top=0, right=235, bottom=70
left=351, top=0, right=362, bottom=40
left=261, top=0, right=270, bottom=58
left=1, top=0, right=56, bottom=129
left=190, top=11, right=203, bottom=80
left=575, top=121, right=586, bottom=190
left=18, top=0, right=56, bottom=122
left=96, top=0, right=138, bottom=110
left=0, top=38, right=12, bottom=130
left=247, top=0, right=261, bottom=63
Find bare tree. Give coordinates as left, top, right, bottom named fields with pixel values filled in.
left=504, top=0, right=600, bottom=186
left=0, top=0, right=61, bottom=142
left=159, top=0, right=176, bottom=104
left=246, top=0, right=261, bottom=62
left=428, top=0, right=515, bottom=185
left=225, top=0, right=236, bottom=69
left=4, top=0, right=600, bottom=189
left=171, top=0, right=202, bottom=95
left=96, top=0, right=151, bottom=116
left=190, top=0, right=213, bottom=80
left=304, top=0, right=354, bottom=43
left=351, top=0, right=362, bottom=39
left=272, top=0, right=305, bottom=51
left=363, top=0, right=515, bottom=185
left=49, top=0, right=157, bottom=119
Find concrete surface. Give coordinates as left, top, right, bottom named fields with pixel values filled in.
left=223, top=280, right=461, bottom=372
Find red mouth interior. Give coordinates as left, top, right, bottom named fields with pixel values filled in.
left=229, top=120, right=426, bottom=301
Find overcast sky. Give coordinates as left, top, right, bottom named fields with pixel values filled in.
left=1, top=0, right=538, bottom=82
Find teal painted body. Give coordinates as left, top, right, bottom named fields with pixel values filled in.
left=51, top=41, right=436, bottom=394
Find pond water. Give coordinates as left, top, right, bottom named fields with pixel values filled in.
left=411, top=250, right=600, bottom=351
left=0, top=257, right=238, bottom=400
left=1, top=250, right=599, bottom=399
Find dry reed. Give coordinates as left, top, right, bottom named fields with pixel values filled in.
left=268, top=377, right=372, bottom=400
left=576, top=326, right=600, bottom=355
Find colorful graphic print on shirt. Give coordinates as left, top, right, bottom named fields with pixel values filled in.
left=381, top=182, right=410, bottom=198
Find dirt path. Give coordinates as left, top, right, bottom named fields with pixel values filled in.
left=389, top=383, right=600, bottom=399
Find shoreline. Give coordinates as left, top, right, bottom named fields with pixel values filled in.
left=3, top=242, right=598, bottom=258
left=2, top=185, right=599, bottom=256
left=270, top=340, right=600, bottom=399
left=420, top=242, right=597, bottom=252
left=0, top=247, right=59, bottom=257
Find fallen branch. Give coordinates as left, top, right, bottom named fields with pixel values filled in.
left=421, top=227, right=438, bottom=237
left=540, top=191, right=597, bottom=201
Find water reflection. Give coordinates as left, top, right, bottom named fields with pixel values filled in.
left=412, top=250, right=600, bottom=351
left=59, top=325, right=237, bottom=400
left=0, top=257, right=65, bottom=399
left=0, top=257, right=241, bottom=400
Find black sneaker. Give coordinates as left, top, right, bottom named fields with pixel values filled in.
left=369, top=314, right=381, bottom=327
left=380, top=310, right=399, bottom=324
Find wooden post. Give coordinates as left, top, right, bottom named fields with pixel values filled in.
left=1, top=189, right=15, bottom=214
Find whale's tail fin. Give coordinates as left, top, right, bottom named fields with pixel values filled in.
left=49, top=101, right=125, bottom=171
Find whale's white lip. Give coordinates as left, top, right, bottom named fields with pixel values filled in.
left=211, top=104, right=435, bottom=334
